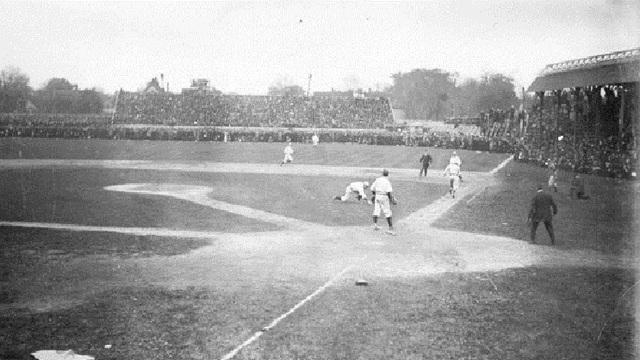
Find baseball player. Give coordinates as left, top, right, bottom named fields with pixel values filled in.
left=449, top=151, right=463, bottom=182
left=280, top=142, right=294, bottom=165
left=371, top=169, right=397, bottom=235
left=334, top=181, right=370, bottom=202
left=449, top=151, right=462, bottom=166
left=443, top=162, right=461, bottom=198
left=548, top=167, right=558, bottom=193
left=312, top=133, right=319, bottom=146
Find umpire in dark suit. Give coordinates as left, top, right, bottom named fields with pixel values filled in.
left=419, top=153, right=432, bottom=177
left=528, top=185, right=558, bottom=245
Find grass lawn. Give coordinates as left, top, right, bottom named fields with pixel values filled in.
left=1, top=267, right=633, bottom=360
left=0, top=284, right=321, bottom=360
left=0, top=168, right=447, bottom=227
left=0, top=228, right=211, bottom=306
left=0, top=138, right=509, bottom=171
left=247, top=267, right=635, bottom=360
left=433, top=160, right=639, bottom=255
left=0, top=139, right=636, bottom=360
left=0, top=168, right=277, bottom=232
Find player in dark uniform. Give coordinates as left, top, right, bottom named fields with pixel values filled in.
left=419, top=153, right=432, bottom=177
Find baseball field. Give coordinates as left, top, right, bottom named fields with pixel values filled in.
left=0, top=138, right=637, bottom=359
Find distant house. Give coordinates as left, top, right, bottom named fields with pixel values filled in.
left=144, top=77, right=164, bottom=94
left=182, top=78, right=214, bottom=94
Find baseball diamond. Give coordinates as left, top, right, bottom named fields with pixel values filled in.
left=0, top=139, right=636, bottom=360
left=1, top=6, right=638, bottom=358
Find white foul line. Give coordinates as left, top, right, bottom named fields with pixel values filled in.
left=219, top=265, right=354, bottom=360
left=489, top=155, right=514, bottom=174
left=466, top=191, right=482, bottom=204
left=465, top=155, right=513, bottom=204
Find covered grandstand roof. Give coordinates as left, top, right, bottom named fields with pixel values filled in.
left=528, top=48, right=640, bottom=92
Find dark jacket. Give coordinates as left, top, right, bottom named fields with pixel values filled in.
left=529, top=190, right=558, bottom=221
left=419, top=154, right=432, bottom=167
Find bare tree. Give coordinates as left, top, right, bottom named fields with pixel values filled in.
left=0, top=66, right=31, bottom=112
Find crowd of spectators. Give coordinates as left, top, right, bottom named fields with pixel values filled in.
left=516, top=99, right=636, bottom=178
left=1, top=87, right=636, bottom=179
left=0, top=120, right=515, bottom=153
left=0, top=113, right=111, bottom=127
left=115, top=92, right=394, bottom=128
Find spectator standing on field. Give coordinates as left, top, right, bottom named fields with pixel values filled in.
left=528, top=185, right=558, bottom=245
left=419, top=152, right=432, bottom=177
left=570, top=174, right=590, bottom=199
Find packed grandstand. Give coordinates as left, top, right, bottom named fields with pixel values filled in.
left=0, top=49, right=637, bottom=179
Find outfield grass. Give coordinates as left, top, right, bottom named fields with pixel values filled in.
left=433, top=161, right=639, bottom=255
left=0, top=168, right=447, bottom=227
left=0, top=228, right=211, bottom=306
left=0, top=138, right=509, bottom=171
left=0, top=168, right=278, bottom=232
left=1, top=267, right=633, bottom=359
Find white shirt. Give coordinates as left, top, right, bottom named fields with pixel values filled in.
left=348, top=182, right=367, bottom=198
left=450, top=155, right=461, bottom=166
left=443, top=163, right=461, bottom=177
left=284, top=145, right=293, bottom=155
left=371, top=176, right=393, bottom=194
left=312, top=135, right=319, bottom=145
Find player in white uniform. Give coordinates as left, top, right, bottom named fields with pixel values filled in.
left=312, top=133, right=319, bottom=146
left=449, top=151, right=462, bottom=166
left=443, top=162, right=461, bottom=198
left=371, top=169, right=397, bottom=235
left=449, top=151, right=463, bottom=182
left=280, top=142, right=294, bottom=165
left=334, top=181, right=369, bottom=202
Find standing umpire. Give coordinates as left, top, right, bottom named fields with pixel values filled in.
left=419, top=152, right=432, bottom=177
left=528, top=185, right=558, bottom=245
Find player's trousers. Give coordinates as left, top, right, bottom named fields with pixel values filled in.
left=373, top=195, right=392, bottom=218
left=531, top=220, right=555, bottom=244
left=420, top=166, right=429, bottom=176
left=449, top=176, right=460, bottom=191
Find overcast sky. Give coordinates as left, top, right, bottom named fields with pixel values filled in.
left=1, top=0, right=639, bottom=95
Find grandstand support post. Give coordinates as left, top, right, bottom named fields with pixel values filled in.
left=619, top=86, right=625, bottom=151
left=594, top=86, right=601, bottom=139
left=572, top=88, right=579, bottom=167
left=555, top=90, right=560, bottom=160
